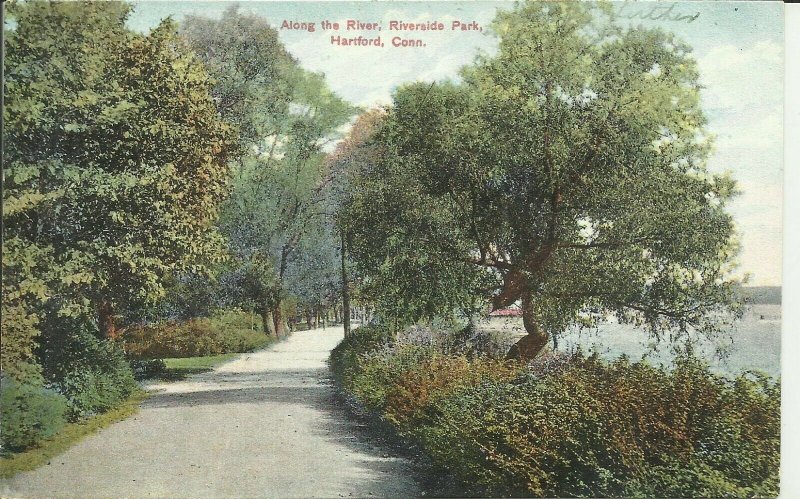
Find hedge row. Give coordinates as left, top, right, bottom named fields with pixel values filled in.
left=330, top=324, right=780, bottom=497
left=122, top=310, right=275, bottom=358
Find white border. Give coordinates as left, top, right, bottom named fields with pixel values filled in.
left=781, top=3, right=798, bottom=498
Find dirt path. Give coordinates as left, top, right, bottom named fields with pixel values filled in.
left=1, top=327, right=422, bottom=498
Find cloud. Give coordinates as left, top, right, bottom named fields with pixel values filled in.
left=698, top=40, right=782, bottom=112
left=696, top=40, right=783, bottom=285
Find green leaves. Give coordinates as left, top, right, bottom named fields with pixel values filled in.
left=343, top=1, right=742, bottom=347
left=182, top=7, right=357, bottom=322
left=3, top=1, right=235, bottom=352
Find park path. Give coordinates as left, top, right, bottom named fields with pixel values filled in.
left=1, top=326, right=422, bottom=498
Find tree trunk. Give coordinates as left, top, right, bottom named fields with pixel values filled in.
left=305, top=310, right=313, bottom=329
left=272, top=300, right=286, bottom=337
left=506, top=290, right=549, bottom=362
left=98, top=300, right=118, bottom=340
left=261, top=310, right=276, bottom=337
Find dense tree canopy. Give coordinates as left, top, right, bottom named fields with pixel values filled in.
left=2, top=0, right=235, bottom=374
left=182, top=7, right=357, bottom=336
left=343, top=2, right=743, bottom=359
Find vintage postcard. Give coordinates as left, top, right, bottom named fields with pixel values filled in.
left=1, top=0, right=788, bottom=497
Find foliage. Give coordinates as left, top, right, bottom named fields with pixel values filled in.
left=331, top=330, right=780, bottom=497
left=330, top=323, right=396, bottom=403
left=38, top=320, right=137, bottom=419
left=182, top=7, right=357, bottom=336
left=3, top=0, right=235, bottom=338
left=128, top=358, right=167, bottom=381
left=180, top=5, right=294, bottom=152
left=383, top=356, right=521, bottom=427
left=1, top=236, right=56, bottom=384
left=0, top=389, right=147, bottom=477
left=122, top=310, right=274, bottom=358
left=342, top=1, right=744, bottom=357
left=0, top=377, right=69, bottom=454
left=132, top=272, right=222, bottom=324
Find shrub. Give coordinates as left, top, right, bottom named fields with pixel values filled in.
left=128, top=358, right=167, bottom=380
left=384, top=355, right=521, bottom=427
left=331, top=326, right=781, bottom=498
left=210, top=310, right=273, bottom=352
left=330, top=323, right=394, bottom=382
left=411, top=354, right=780, bottom=497
left=0, top=376, right=68, bottom=453
left=39, top=323, right=137, bottom=419
left=122, top=310, right=273, bottom=359
left=348, top=344, right=435, bottom=411
left=122, top=319, right=225, bottom=358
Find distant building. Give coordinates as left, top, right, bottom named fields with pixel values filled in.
left=488, top=307, right=522, bottom=317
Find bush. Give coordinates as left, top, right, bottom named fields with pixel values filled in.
left=412, top=355, right=780, bottom=497
left=39, top=323, right=137, bottom=419
left=122, top=319, right=225, bottom=358
left=330, top=323, right=394, bottom=383
left=210, top=310, right=273, bottom=352
left=384, top=355, right=521, bottom=427
left=128, top=358, right=167, bottom=380
left=348, top=344, right=435, bottom=411
left=0, top=377, right=68, bottom=453
left=122, top=310, right=273, bottom=359
left=331, top=327, right=781, bottom=498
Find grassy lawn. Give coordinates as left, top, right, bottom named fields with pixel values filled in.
left=0, top=389, right=149, bottom=479
left=155, top=353, right=238, bottom=381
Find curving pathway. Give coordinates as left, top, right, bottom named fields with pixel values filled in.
left=1, top=326, right=421, bottom=498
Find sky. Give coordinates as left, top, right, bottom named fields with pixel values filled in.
left=129, top=1, right=785, bottom=286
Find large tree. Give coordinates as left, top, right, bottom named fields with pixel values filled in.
left=183, top=8, right=357, bottom=336
left=325, top=110, right=385, bottom=337
left=2, top=1, right=234, bottom=350
left=343, top=2, right=743, bottom=359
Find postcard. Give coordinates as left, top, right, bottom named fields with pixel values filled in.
left=1, top=1, right=789, bottom=497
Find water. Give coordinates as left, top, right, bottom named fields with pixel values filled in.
left=483, top=305, right=781, bottom=378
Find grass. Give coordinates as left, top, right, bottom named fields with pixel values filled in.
left=0, top=389, right=149, bottom=479
left=155, top=353, right=238, bottom=380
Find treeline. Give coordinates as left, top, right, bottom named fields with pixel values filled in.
left=2, top=2, right=354, bottom=453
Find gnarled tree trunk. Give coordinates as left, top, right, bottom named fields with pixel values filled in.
left=506, top=290, right=549, bottom=362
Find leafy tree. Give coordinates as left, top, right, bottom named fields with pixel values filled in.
left=284, top=220, right=343, bottom=327
left=326, top=110, right=386, bottom=336
left=180, top=5, right=294, bottom=153
left=183, top=8, right=357, bottom=336
left=216, top=253, right=279, bottom=335
left=2, top=0, right=235, bottom=351
left=343, top=2, right=743, bottom=359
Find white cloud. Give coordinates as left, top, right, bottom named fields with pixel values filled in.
left=694, top=40, right=783, bottom=284
left=698, top=40, right=782, bottom=112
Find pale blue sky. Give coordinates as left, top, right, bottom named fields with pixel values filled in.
left=129, top=1, right=785, bottom=285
